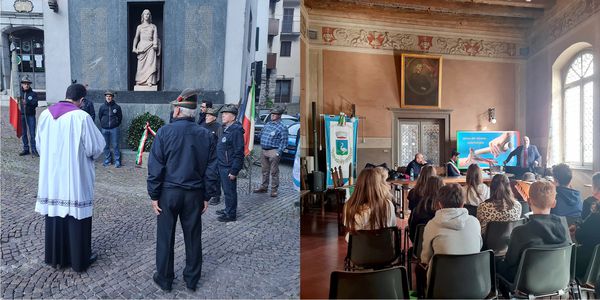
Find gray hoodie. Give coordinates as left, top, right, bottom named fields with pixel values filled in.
left=420, top=207, right=483, bottom=265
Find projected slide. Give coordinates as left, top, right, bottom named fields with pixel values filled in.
left=456, top=131, right=520, bottom=169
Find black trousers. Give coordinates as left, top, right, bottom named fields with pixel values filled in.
left=45, top=215, right=92, bottom=272
left=155, top=188, right=204, bottom=288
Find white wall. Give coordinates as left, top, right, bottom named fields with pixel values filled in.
left=272, top=0, right=300, bottom=103
left=255, top=0, right=269, bottom=66
left=223, top=0, right=260, bottom=104
left=1, top=0, right=43, bottom=14
left=42, top=0, right=70, bottom=102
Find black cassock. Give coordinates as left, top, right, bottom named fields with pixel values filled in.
left=45, top=215, right=92, bottom=272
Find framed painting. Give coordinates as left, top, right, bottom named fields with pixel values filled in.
left=401, top=54, right=443, bottom=108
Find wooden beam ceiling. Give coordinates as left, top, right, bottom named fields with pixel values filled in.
left=304, top=0, right=555, bottom=38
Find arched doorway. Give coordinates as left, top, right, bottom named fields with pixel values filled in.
left=2, top=27, right=45, bottom=93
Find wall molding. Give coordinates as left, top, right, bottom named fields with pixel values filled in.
left=309, top=23, right=528, bottom=60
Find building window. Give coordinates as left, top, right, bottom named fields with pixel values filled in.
left=561, top=51, right=594, bottom=167
left=280, top=41, right=291, bottom=57
left=282, top=8, right=294, bottom=33
left=255, top=27, right=260, bottom=51
left=275, top=79, right=291, bottom=103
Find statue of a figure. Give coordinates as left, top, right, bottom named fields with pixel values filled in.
left=132, top=9, right=160, bottom=88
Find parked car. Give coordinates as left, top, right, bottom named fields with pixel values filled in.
left=254, top=113, right=299, bottom=143
left=281, top=122, right=300, bottom=161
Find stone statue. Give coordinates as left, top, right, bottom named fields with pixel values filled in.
left=132, top=9, right=160, bottom=90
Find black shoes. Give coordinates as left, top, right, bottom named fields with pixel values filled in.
left=18, top=150, right=30, bottom=156
left=253, top=188, right=268, bottom=193
left=89, top=253, right=98, bottom=265
left=217, top=215, right=236, bottom=222
left=215, top=209, right=226, bottom=216
left=208, top=197, right=220, bottom=205
left=186, top=283, right=197, bottom=292
left=270, top=191, right=278, bottom=197
left=153, top=273, right=172, bottom=292
left=31, top=150, right=39, bottom=157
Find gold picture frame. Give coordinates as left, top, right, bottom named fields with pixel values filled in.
left=401, top=53, right=443, bottom=109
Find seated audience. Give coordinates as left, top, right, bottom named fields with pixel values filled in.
left=497, top=180, right=571, bottom=283
left=551, top=163, right=583, bottom=221
left=464, top=164, right=490, bottom=216
left=446, top=150, right=461, bottom=177
left=407, top=165, right=436, bottom=211
left=575, top=203, right=600, bottom=279
left=582, top=172, right=600, bottom=220
left=406, top=153, right=428, bottom=179
left=343, top=167, right=398, bottom=242
left=408, top=176, right=444, bottom=242
left=420, top=183, right=482, bottom=265
left=477, top=174, right=522, bottom=235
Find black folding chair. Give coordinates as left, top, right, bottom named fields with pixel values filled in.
left=483, top=219, right=526, bottom=257
left=329, top=266, right=410, bottom=299
left=344, top=227, right=401, bottom=271
left=427, top=250, right=497, bottom=299
left=498, top=244, right=574, bottom=299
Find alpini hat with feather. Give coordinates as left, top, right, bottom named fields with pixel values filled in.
left=171, top=88, right=199, bottom=109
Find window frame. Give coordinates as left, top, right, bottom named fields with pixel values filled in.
left=274, top=79, right=292, bottom=103
left=280, top=41, right=292, bottom=57
left=560, top=50, right=594, bottom=169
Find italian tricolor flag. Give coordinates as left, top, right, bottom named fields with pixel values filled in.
left=241, top=81, right=255, bottom=156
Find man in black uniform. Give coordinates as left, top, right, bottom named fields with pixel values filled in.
left=19, top=76, right=39, bottom=157
left=215, top=105, right=245, bottom=222
left=147, top=89, right=218, bottom=292
left=202, top=107, right=223, bottom=205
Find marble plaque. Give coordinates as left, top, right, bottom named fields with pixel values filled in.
left=78, top=8, right=108, bottom=87
left=183, top=5, right=215, bottom=89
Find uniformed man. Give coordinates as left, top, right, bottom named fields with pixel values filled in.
left=215, top=105, right=245, bottom=222
left=19, top=76, right=39, bottom=157
left=253, top=107, right=288, bottom=197
left=202, top=107, right=223, bottom=205
left=147, top=89, right=218, bottom=292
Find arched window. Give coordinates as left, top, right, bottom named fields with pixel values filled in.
left=561, top=51, right=594, bottom=167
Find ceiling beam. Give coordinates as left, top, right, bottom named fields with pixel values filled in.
left=446, top=0, right=554, bottom=9
left=334, top=0, right=545, bottom=19
left=305, top=1, right=534, bottom=30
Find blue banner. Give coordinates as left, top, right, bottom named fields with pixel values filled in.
left=324, top=115, right=359, bottom=187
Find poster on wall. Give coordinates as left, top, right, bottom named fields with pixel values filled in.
left=324, top=114, right=359, bottom=187
left=456, top=131, right=520, bottom=169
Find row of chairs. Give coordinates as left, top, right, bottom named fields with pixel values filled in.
left=334, top=224, right=600, bottom=299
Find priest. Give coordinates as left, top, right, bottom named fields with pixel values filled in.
left=35, top=83, right=105, bottom=272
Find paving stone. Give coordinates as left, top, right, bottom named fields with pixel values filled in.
left=1, top=109, right=300, bottom=298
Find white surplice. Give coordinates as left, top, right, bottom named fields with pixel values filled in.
left=35, top=108, right=105, bottom=220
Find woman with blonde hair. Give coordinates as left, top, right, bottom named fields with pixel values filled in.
left=408, top=165, right=436, bottom=210
left=464, top=164, right=490, bottom=215
left=344, top=168, right=397, bottom=238
left=477, top=174, right=521, bottom=234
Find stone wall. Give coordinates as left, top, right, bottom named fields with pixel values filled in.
left=68, top=0, right=227, bottom=93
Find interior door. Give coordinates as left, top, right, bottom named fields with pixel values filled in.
left=398, top=119, right=441, bottom=166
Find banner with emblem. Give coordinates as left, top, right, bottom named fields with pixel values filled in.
left=324, top=114, right=358, bottom=187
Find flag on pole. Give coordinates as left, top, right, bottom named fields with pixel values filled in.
left=8, top=69, right=23, bottom=138
left=240, top=81, right=256, bottom=156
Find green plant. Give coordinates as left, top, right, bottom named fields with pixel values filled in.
left=127, top=112, right=165, bottom=151
left=265, top=97, right=274, bottom=108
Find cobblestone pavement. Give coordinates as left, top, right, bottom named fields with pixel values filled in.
left=0, top=109, right=300, bottom=299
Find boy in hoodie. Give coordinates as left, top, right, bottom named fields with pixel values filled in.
left=497, top=180, right=571, bottom=284
left=550, top=163, right=582, bottom=222
left=420, top=183, right=483, bottom=266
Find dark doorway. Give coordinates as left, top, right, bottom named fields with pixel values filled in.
left=127, top=2, right=164, bottom=91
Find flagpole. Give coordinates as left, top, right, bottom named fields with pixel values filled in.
left=248, top=66, right=255, bottom=195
